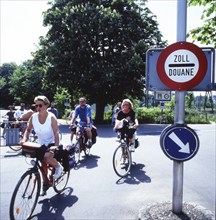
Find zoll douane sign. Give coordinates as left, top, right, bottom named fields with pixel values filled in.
left=156, top=42, right=208, bottom=90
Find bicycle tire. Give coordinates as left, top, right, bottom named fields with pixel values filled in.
left=113, top=144, right=132, bottom=178
left=9, top=169, right=41, bottom=220
left=9, top=132, right=23, bottom=151
left=9, top=146, right=22, bottom=151
left=84, top=146, right=90, bottom=156
left=74, top=141, right=81, bottom=164
left=53, top=169, right=70, bottom=193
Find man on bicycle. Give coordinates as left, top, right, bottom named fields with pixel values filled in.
left=70, top=97, right=93, bottom=148
left=114, top=99, right=139, bottom=152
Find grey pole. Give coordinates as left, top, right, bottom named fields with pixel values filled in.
left=172, top=0, right=187, bottom=214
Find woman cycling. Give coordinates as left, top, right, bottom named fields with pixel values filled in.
left=20, top=95, right=63, bottom=195
left=114, top=99, right=139, bottom=152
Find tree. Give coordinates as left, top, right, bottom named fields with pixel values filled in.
left=185, top=92, right=194, bottom=109
left=34, top=0, right=166, bottom=123
left=0, top=62, right=17, bottom=107
left=187, top=0, right=216, bottom=47
left=9, top=60, right=45, bottom=104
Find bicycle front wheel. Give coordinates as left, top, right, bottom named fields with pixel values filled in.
left=53, top=169, right=70, bottom=193
left=74, top=142, right=81, bottom=164
left=10, top=169, right=41, bottom=220
left=113, top=144, right=132, bottom=178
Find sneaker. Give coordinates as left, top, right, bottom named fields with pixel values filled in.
left=53, top=165, right=63, bottom=179
left=87, top=140, right=92, bottom=148
left=129, top=143, right=135, bottom=152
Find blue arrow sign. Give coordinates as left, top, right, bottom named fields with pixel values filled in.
left=160, top=125, right=199, bottom=161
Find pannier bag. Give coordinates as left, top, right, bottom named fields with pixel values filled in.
left=22, top=142, right=41, bottom=158
left=92, top=126, right=98, bottom=145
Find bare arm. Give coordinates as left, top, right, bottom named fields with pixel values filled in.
left=19, top=111, right=33, bottom=122
left=133, top=118, right=139, bottom=129
left=20, top=116, right=33, bottom=144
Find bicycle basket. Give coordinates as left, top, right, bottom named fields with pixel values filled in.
left=22, top=142, right=41, bottom=158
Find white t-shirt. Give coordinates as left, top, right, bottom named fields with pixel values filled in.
left=15, top=109, right=27, bottom=119
left=32, top=112, right=54, bottom=146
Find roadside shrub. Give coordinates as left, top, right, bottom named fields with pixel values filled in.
left=103, top=107, right=214, bottom=124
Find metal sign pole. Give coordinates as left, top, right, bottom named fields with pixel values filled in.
left=173, top=0, right=187, bottom=214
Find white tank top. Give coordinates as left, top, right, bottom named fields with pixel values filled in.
left=32, top=112, right=54, bottom=146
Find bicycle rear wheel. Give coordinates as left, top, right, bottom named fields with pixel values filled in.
left=9, top=131, right=22, bottom=151
left=53, top=169, right=70, bottom=193
left=9, top=146, right=22, bottom=151
left=10, top=169, right=41, bottom=220
left=113, top=144, right=132, bottom=178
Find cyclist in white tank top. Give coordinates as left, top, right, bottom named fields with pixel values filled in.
left=32, top=112, right=54, bottom=146
left=20, top=95, right=63, bottom=196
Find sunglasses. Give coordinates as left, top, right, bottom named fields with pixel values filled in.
left=35, top=104, right=43, bottom=108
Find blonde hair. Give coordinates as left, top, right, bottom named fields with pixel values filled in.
left=34, top=95, right=50, bottom=105
left=121, top=99, right=133, bottom=109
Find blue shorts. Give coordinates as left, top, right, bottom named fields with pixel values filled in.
left=79, top=121, right=92, bottom=129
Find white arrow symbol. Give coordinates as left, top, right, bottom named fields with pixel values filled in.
left=168, top=132, right=190, bottom=154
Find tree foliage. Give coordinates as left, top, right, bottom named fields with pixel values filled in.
left=34, top=0, right=166, bottom=122
left=9, top=60, right=45, bottom=104
left=0, top=63, right=17, bottom=107
left=187, top=0, right=216, bottom=47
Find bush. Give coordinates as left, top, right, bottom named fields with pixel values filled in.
left=103, top=107, right=215, bottom=124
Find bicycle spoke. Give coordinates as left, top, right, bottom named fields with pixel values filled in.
left=10, top=170, right=40, bottom=220
left=53, top=170, right=70, bottom=193
left=113, top=145, right=132, bottom=177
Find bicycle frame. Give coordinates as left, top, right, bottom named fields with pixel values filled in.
left=27, top=158, right=54, bottom=187
left=74, top=125, right=90, bottom=164
left=76, top=126, right=87, bottom=149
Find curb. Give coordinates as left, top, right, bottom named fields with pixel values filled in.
left=138, top=201, right=215, bottom=220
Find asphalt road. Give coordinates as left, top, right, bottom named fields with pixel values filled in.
left=0, top=121, right=215, bottom=220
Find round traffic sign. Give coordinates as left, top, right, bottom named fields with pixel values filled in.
left=163, top=93, right=170, bottom=100
left=160, top=124, right=199, bottom=161
left=157, top=42, right=208, bottom=90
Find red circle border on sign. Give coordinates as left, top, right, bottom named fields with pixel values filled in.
left=156, top=42, right=208, bottom=90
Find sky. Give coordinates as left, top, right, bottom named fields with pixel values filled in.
left=0, top=0, right=208, bottom=66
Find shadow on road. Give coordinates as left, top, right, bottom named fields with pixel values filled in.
left=32, top=187, right=77, bottom=220
left=58, top=124, right=170, bottom=139
left=116, top=163, right=151, bottom=185
left=74, top=154, right=100, bottom=170
left=3, top=149, right=22, bottom=158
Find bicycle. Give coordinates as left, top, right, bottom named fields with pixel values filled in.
left=9, top=142, right=71, bottom=220
left=112, top=128, right=139, bottom=178
left=0, top=118, right=23, bottom=151
left=1, top=116, right=10, bottom=139
left=73, top=124, right=91, bottom=164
